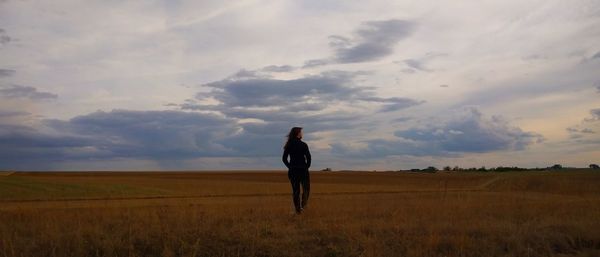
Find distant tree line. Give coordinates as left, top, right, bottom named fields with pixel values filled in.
left=399, top=163, right=600, bottom=173
left=317, top=163, right=599, bottom=172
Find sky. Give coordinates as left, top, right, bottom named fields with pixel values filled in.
left=1, top=0, right=599, bottom=171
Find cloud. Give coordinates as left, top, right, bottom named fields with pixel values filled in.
left=0, top=110, right=29, bottom=118
left=403, top=59, right=430, bottom=72
left=260, top=65, right=295, bottom=73
left=0, top=69, right=16, bottom=77
left=303, top=19, right=415, bottom=67
left=331, top=107, right=543, bottom=158
left=46, top=109, right=240, bottom=159
left=566, top=108, right=600, bottom=140
left=0, top=109, right=287, bottom=169
left=1, top=109, right=282, bottom=169
left=581, top=128, right=595, bottom=133
left=567, top=126, right=595, bottom=135
left=0, top=28, right=11, bottom=46
left=357, top=96, right=424, bottom=113
left=391, top=117, right=413, bottom=123
left=400, top=52, right=447, bottom=72
left=394, top=108, right=544, bottom=152
left=200, top=71, right=361, bottom=108
left=194, top=70, right=422, bottom=113
left=168, top=70, right=424, bottom=160
left=174, top=69, right=424, bottom=152
left=303, top=59, right=331, bottom=68
left=586, top=108, right=600, bottom=122
left=0, top=85, right=58, bottom=100
left=0, top=123, right=104, bottom=169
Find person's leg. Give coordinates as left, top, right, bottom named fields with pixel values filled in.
left=300, top=171, right=310, bottom=209
left=288, top=170, right=301, bottom=213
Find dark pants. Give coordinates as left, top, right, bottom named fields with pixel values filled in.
left=288, top=168, right=310, bottom=212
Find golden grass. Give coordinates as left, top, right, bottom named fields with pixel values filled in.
left=0, top=171, right=15, bottom=176
left=1, top=170, right=599, bottom=257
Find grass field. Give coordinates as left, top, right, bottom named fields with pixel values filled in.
left=1, top=170, right=599, bottom=257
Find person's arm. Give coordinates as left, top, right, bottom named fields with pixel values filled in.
left=305, top=143, right=311, bottom=169
left=282, top=147, right=290, bottom=169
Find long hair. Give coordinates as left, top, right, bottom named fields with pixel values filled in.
left=284, top=127, right=302, bottom=149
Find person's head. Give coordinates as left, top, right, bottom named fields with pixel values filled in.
left=288, top=127, right=302, bottom=139
left=284, top=127, right=303, bottom=149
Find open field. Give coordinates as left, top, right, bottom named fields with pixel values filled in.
left=1, top=170, right=600, bottom=257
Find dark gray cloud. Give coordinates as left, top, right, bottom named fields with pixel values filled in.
left=229, top=69, right=263, bottom=79
left=46, top=109, right=240, bottom=159
left=400, top=52, right=447, bottom=72
left=260, top=65, right=295, bottom=73
left=587, top=108, right=600, bottom=121
left=0, top=28, right=11, bottom=46
left=200, top=71, right=362, bottom=108
left=0, top=109, right=273, bottom=169
left=0, top=69, right=15, bottom=77
left=394, top=108, right=543, bottom=152
left=0, top=123, right=106, bottom=169
left=331, top=107, right=543, bottom=158
left=567, top=127, right=595, bottom=133
left=566, top=125, right=596, bottom=139
left=403, top=59, right=430, bottom=72
left=303, top=19, right=415, bottom=67
left=195, top=70, right=422, bottom=113
left=0, top=85, right=58, bottom=100
left=0, top=124, right=96, bottom=149
left=303, top=59, right=331, bottom=68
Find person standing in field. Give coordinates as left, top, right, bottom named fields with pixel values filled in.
left=282, top=127, right=311, bottom=214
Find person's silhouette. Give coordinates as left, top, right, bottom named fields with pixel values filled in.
left=282, top=127, right=311, bottom=214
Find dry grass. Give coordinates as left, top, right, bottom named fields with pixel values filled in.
left=1, top=170, right=599, bottom=257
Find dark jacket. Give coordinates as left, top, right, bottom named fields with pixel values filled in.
left=282, top=138, right=311, bottom=170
